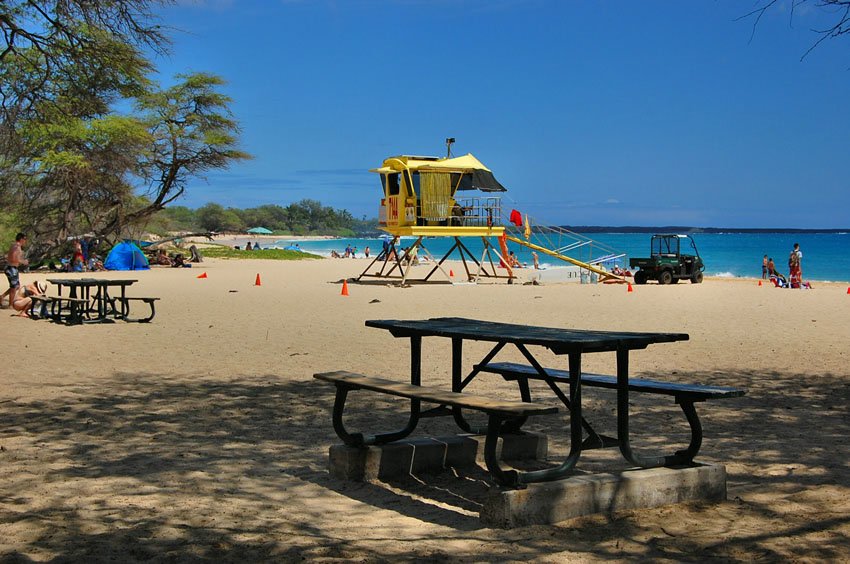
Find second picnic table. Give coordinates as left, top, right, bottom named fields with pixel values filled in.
left=47, top=278, right=137, bottom=323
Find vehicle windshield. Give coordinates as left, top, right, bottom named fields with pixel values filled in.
left=683, top=237, right=698, bottom=256
left=652, top=236, right=679, bottom=256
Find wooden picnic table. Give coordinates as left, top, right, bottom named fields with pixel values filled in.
left=316, top=317, right=745, bottom=488
left=47, top=278, right=137, bottom=323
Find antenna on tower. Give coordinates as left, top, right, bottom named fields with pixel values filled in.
left=445, top=137, right=455, bottom=158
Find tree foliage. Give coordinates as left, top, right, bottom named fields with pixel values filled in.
left=0, top=0, right=169, bottom=120
left=155, top=200, right=378, bottom=237
left=741, top=1, right=850, bottom=59
left=0, top=1, right=249, bottom=258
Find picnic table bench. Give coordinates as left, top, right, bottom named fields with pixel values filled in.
left=314, top=370, right=558, bottom=486
left=28, top=295, right=55, bottom=319
left=113, top=296, right=160, bottom=323
left=474, top=361, right=746, bottom=463
left=28, top=295, right=88, bottom=324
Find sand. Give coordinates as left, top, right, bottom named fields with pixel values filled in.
left=1, top=256, right=848, bottom=562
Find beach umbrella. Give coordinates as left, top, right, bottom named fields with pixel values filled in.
left=247, top=227, right=273, bottom=235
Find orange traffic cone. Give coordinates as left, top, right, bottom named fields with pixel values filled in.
left=847, top=286, right=850, bottom=295
left=758, top=280, right=762, bottom=286
left=450, top=269, right=455, bottom=277
left=197, top=272, right=207, bottom=279
left=341, top=279, right=349, bottom=296
left=627, top=283, right=633, bottom=293
left=255, top=273, right=262, bottom=286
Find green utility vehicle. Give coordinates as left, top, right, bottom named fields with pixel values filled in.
left=629, top=234, right=704, bottom=285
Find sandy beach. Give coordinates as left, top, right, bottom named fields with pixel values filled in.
left=1, top=257, right=848, bottom=561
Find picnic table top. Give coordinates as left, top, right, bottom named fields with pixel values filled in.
left=47, top=278, right=138, bottom=286
left=365, top=317, right=689, bottom=354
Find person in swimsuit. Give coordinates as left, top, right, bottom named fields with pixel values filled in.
left=7, top=280, right=47, bottom=317
left=4, top=233, right=29, bottom=310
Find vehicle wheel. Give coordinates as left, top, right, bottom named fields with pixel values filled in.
left=691, top=271, right=704, bottom=284
left=659, top=270, right=673, bottom=285
left=634, top=271, right=647, bottom=285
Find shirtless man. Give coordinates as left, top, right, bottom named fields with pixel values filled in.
left=4, top=233, right=29, bottom=311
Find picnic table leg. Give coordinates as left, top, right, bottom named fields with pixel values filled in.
left=116, top=284, right=130, bottom=319
left=451, top=338, right=502, bottom=434
left=616, top=349, right=699, bottom=467
left=69, top=286, right=86, bottom=324
left=330, top=382, right=421, bottom=448
left=514, top=344, right=615, bottom=448
left=500, top=352, right=585, bottom=486
left=79, top=286, right=98, bottom=322
left=483, top=415, right=520, bottom=487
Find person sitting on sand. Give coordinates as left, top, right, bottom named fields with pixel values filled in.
left=770, top=272, right=788, bottom=288
left=87, top=253, right=106, bottom=271
left=3, top=280, right=47, bottom=317
left=153, top=249, right=172, bottom=266
left=246, top=242, right=252, bottom=251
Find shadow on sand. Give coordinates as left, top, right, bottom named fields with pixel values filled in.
left=0, top=368, right=848, bottom=561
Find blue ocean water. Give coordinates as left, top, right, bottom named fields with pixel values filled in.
left=275, top=232, right=849, bottom=283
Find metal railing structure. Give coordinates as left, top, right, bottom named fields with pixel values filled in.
left=494, top=209, right=626, bottom=269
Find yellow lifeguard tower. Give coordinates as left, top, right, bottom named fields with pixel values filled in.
left=358, top=142, right=627, bottom=285
left=359, top=151, right=518, bottom=283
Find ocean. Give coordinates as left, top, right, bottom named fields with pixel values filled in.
left=271, top=232, right=849, bottom=283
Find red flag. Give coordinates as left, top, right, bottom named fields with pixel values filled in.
left=509, top=209, right=522, bottom=226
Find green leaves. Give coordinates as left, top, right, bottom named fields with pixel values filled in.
left=0, top=3, right=249, bottom=257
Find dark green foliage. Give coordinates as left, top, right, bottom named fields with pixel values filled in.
left=154, top=200, right=379, bottom=237
left=0, top=2, right=249, bottom=258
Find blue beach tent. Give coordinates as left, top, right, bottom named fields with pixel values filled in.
left=104, top=241, right=150, bottom=271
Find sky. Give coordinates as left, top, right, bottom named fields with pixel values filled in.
left=149, top=0, right=849, bottom=228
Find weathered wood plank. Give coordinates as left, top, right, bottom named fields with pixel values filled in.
left=313, top=371, right=558, bottom=417
left=365, top=317, right=689, bottom=353
left=476, top=362, right=746, bottom=400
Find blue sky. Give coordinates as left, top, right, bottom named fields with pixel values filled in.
left=151, top=1, right=849, bottom=228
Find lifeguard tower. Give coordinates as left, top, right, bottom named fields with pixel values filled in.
left=358, top=141, right=627, bottom=284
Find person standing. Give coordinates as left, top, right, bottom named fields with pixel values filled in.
left=532, top=251, right=540, bottom=270
left=71, top=239, right=85, bottom=272
left=4, top=233, right=29, bottom=310
left=788, top=243, right=802, bottom=288
left=762, top=254, right=768, bottom=279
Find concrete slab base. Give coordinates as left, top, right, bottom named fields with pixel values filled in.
left=328, top=432, right=548, bottom=482
left=481, top=463, right=727, bottom=528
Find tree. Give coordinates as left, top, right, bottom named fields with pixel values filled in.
left=741, top=1, right=850, bottom=59
left=16, top=112, right=152, bottom=248
left=196, top=203, right=243, bottom=232
left=0, top=0, right=170, bottom=120
left=98, top=73, right=251, bottom=236
left=8, top=70, right=248, bottom=255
